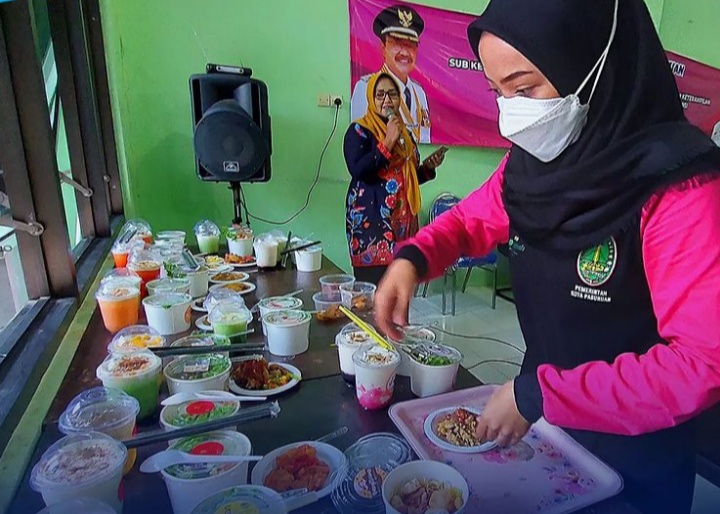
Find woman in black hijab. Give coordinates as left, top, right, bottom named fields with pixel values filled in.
left=375, top=0, right=720, bottom=512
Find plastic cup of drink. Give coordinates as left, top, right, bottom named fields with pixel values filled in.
left=146, top=277, right=191, bottom=296
left=194, top=220, right=221, bottom=254
left=96, top=351, right=162, bottom=420
left=127, top=249, right=162, bottom=297
left=156, top=230, right=186, bottom=245
left=258, top=296, right=303, bottom=335
left=352, top=343, right=400, bottom=410
left=142, top=293, right=193, bottom=336
left=59, top=387, right=140, bottom=475
left=30, top=432, right=127, bottom=513
left=227, top=227, right=254, bottom=257
left=208, top=303, right=252, bottom=344
left=110, top=240, right=142, bottom=269
left=254, top=239, right=278, bottom=268
left=335, top=323, right=374, bottom=386
left=95, top=280, right=140, bottom=334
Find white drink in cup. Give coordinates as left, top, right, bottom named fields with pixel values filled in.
left=31, top=432, right=127, bottom=513
left=352, top=343, right=400, bottom=410
left=335, top=323, right=373, bottom=386
left=254, top=239, right=278, bottom=269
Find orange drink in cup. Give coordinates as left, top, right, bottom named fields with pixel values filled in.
left=96, top=280, right=141, bottom=333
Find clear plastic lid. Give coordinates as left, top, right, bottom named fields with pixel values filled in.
left=331, top=433, right=413, bottom=514
left=226, top=225, right=253, bottom=240
left=59, top=387, right=140, bottom=435
left=30, top=432, right=127, bottom=490
left=111, top=238, right=143, bottom=254
left=160, top=399, right=239, bottom=430
left=203, top=288, right=244, bottom=312
left=34, top=497, right=116, bottom=514
left=122, top=218, right=152, bottom=237
left=96, top=351, right=162, bottom=380
left=254, top=232, right=279, bottom=244
left=388, top=325, right=437, bottom=345
left=258, top=296, right=303, bottom=311
left=164, top=354, right=231, bottom=382
left=108, top=325, right=165, bottom=354
left=352, top=343, right=400, bottom=368
left=127, top=248, right=162, bottom=270
left=146, top=277, right=191, bottom=294
left=156, top=230, right=186, bottom=241
left=193, top=219, right=220, bottom=237
left=101, top=268, right=141, bottom=288
left=171, top=334, right=231, bottom=349
left=320, top=274, right=355, bottom=286
left=190, top=485, right=287, bottom=514
left=142, top=292, right=192, bottom=308
left=208, top=302, right=252, bottom=326
left=336, top=323, right=373, bottom=347
left=263, top=309, right=311, bottom=327
left=95, top=279, right=140, bottom=302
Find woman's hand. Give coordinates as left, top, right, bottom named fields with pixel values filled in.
left=383, top=117, right=402, bottom=151
left=374, top=259, right=418, bottom=341
left=423, top=151, right=446, bottom=169
left=475, top=380, right=531, bottom=447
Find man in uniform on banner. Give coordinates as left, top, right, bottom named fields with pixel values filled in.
left=351, top=5, right=432, bottom=144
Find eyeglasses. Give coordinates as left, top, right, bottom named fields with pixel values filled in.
left=374, top=90, right=400, bottom=100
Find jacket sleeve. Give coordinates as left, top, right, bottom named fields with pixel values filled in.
left=343, top=123, right=390, bottom=183
left=395, top=154, right=510, bottom=279
left=514, top=175, right=720, bottom=435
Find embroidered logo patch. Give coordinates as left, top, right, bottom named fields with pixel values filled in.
left=576, top=238, right=617, bottom=287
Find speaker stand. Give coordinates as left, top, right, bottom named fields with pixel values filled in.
left=230, top=183, right=244, bottom=226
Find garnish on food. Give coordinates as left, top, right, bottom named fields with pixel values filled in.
left=435, top=408, right=482, bottom=447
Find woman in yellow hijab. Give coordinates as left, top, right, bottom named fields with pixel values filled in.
left=344, top=72, right=445, bottom=284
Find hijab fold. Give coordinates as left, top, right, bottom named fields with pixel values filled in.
left=468, top=0, right=720, bottom=254
left=356, top=73, right=421, bottom=216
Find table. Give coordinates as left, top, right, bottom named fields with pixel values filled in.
left=8, top=257, right=642, bottom=514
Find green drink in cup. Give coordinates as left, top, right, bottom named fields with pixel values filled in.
left=96, top=351, right=162, bottom=420
left=194, top=220, right=221, bottom=255
left=208, top=302, right=252, bottom=344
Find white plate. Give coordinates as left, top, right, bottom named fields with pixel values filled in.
left=209, top=271, right=250, bottom=284
left=227, top=258, right=257, bottom=268
left=423, top=406, right=497, bottom=454
left=195, top=315, right=213, bottom=331
left=205, top=263, right=233, bottom=273
left=209, top=282, right=257, bottom=296
left=229, top=359, right=301, bottom=397
left=191, top=298, right=207, bottom=313
left=251, top=441, right=347, bottom=503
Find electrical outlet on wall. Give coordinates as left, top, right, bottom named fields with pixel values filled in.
left=330, top=95, right=343, bottom=107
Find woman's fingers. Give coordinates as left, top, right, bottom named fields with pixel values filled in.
left=375, top=260, right=417, bottom=340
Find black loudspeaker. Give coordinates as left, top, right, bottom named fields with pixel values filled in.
left=190, top=72, right=272, bottom=182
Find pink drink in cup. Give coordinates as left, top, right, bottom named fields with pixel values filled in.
left=352, top=343, right=400, bottom=410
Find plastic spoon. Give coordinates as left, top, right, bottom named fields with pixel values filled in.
left=140, top=450, right=263, bottom=473
left=161, top=391, right=267, bottom=406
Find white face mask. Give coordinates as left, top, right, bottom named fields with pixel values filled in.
left=496, top=0, right=619, bottom=163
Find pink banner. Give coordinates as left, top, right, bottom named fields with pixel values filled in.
left=349, top=0, right=720, bottom=148
left=348, top=0, right=507, bottom=148
left=667, top=51, right=720, bottom=145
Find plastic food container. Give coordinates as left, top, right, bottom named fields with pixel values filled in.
left=156, top=230, right=186, bottom=244
left=122, top=218, right=152, bottom=244
left=181, top=264, right=209, bottom=298
left=96, top=351, right=162, bottom=420
left=33, top=497, right=116, bottom=514
left=208, top=302, right=252, bottom=343
left=108, top=325, right=165, bottom=355
left=409, top=344, right=462, bottom=398
left=253, top=236, right=279, bottom=269
left=30, top=432, right=127, bottom=513
left=189, top=485, right=287, bottom=514
left=160, top=398, right=240, bottom=433
left=382, top=460, right=469, bottom=514
left=127, top=248, right=162, bottom=297
left=58, top=387, right=140, bottom=475
left=331, top=433, right=413, bottom=514
left=95, top=279, right=140, bottom=334
left=263, top=310, right=311, bottom=356
left=170, top=334, right=231, bottom=360
left=388, top=326, right=437, bottom=377
left=146, top=277, right=191, bottom=296
left=295, top=243, right=323, bottom=273
left=202, top=288, right=244, bottom=313
left=194, top=220, right=220, bottom=255
left=226, top=227, right=254, bottom=257
left=142, top=293, right=193, bottom=336
left=162, top=431, right=253, bottom=514
left=352, top=344, right=400, bottom=410
left=320, top=274, right=355, bottom=294
left=340, top=281, right=376, bottom=311
left=313, top=292, right=344, bottom=313
left=335, top=323, right=374, bottom=385
left=258, top=296, right=303, bottom=336
left=163, top=353, right=232, bottom=395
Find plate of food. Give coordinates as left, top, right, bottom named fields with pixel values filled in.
left=423, top=406, right=497, bottom=453
left=225, top=253, right=257, bottom=268
left=230, top=357, right=301, bottom=397
left=209, top=282, right=257, bottom=295
left=251, top=442, right=347, bottom=501
left=191, top=297, right=207, bottom=313
left=195, top=314, right=213, bottom=331
left=209, top=271, right=250, bottom=284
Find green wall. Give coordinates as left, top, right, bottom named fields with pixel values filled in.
left=100, top=0, right=670, bottom=275
left=659, top=0, right=720, bottom=68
